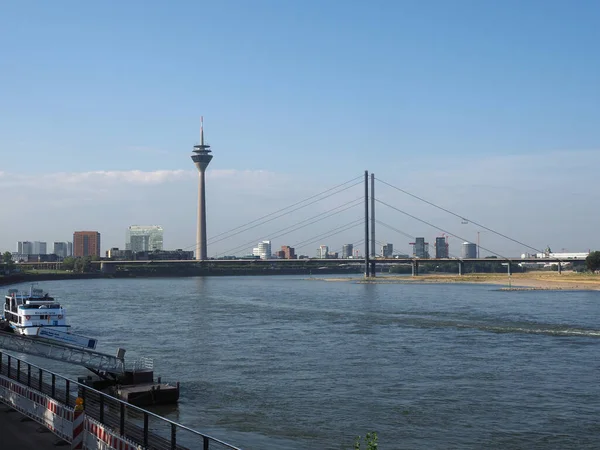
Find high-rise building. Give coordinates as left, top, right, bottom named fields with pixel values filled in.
left=435, top=237, right=449, bottom=259
left=73, top=231, right=101, bottom=257
left=461, top=242, right=477, bottom=259
left=381, top=243, right=394, bottom=258
left=17, top=241, right=33, bottom=255
left=67, top=241, right=73, bottom=256
left=32, top=241, right=47, bottom=255
left=280, top=246, right=296, bottom=259
left=411, top=237, right=429, bottom=258
left=53, top=242, right=69, bottom=259
left=125, top=225, right=164, bottom=252
left=342, top=244, right=354, bottom=259
left=190, top=117, right=213, bottom=260
left=252, top=241, right=271, bottom=260
left=317, top=245, right=329, bottom=259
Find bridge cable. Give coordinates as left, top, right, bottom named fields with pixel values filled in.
left=328, top=238, right=365, bottom=258
left=376, top=177, right=545, bottom=255
left=376, top=199, right=512, bottom=260
left=200, top=179, right=363, bottom=253
left=216, top=200, right=363, bottom=257
left=376, top=220, right=461, bottom=259
left=292, top=218, right=364, bottom=251
left=207, top=175, right=363, bottom=244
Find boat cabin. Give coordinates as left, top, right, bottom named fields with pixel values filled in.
left=4, top=287, right=68, bottom=336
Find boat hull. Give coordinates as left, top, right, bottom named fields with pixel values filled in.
left=13, top=325, right=71, bottom=336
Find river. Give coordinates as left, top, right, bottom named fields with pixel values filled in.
left=6, top=276, right=600, bottom=449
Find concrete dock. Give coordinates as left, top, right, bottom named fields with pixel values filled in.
left=0, top=404, right=61, bottom=449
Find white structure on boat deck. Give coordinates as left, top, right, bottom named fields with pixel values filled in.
left=4, top=287, right=69, bottom=336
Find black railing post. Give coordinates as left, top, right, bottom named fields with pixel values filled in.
left=65, top=380, right=70, bottom=406
left=27, top=364, right=31, bottom=387
left=120, top=402, right=125, bottom=436
left=16, top=359, right=20, bottom=382
left=38, top=368, right=43, bottom=391
left=171, top=423, right=177, bottom=450
left=7, top=355, right=11, bottom=378
left=143, top=413, right=149, bottom=447
left=99, top=395, right=105, bottom=423
left=204, top=436, right=210, bottom=450
left=51, top=374, right=56, bottom=398
left=0, top=352, right=3, bottom=372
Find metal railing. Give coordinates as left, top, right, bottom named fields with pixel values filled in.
left=0, top=352, right=243, bottom=450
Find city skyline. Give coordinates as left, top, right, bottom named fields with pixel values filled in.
left=1, top=2, right=599, bottom=257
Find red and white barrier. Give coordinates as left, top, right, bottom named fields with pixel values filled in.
left=72, top=408, right=84, bottom=449
left=84, top=416, right=141, bottom=450
left=0, top=374, right=74, bottom=441
left=0, top=373, right=142, bottom=450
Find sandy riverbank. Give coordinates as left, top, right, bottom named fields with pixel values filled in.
left=320, top=272, right=600, bottom=291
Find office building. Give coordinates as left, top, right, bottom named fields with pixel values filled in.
left=317, top=245, right=329, bottom=259
left=32, top=241, right=47, bottom=255
left=411, top=237, right=429, bottom=258
left=279, top=246, right=296, bottom=259
left=342, top=244, right=354, bottom=259
left=381, top=243, right=394, bottom=258
left=67, top=241, right=73, bottom=256
left=126, top=225, right=164, bottom=252
left=17, top=241, right=33, bottom=255
left=461, top=242, right=477, bottom=259
left=53, top=242, right=69, bottom=259
left=435, top=237, right=449, bottom=259
left=252, top=241, right=272, bottom=260
left=73, top=231, right=101, bottom=257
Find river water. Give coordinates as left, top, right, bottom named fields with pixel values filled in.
left=7, top=276, right=600, bottom=449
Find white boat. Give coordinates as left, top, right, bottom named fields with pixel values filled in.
left=4, top=286, right=70, bottom=336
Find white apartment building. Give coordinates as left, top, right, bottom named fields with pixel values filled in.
left=252, top=240, right=272, bottom=260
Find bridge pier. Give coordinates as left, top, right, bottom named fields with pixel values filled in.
left=557, top=262, right=562, bottom=274
left=507, top=262, right=512, bottom=277
left=412, top=260, right=419, bottom=277
left=370, top=261, right=376, bottom=278
left=458, top=260, right=464, bottom=276
left=100, top=262, right=116, bottom=274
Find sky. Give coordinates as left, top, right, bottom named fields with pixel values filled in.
left=1, top=0, right=599, bottom=257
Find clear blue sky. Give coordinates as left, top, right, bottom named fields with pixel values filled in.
left=1, top=0, right=599, bottom=255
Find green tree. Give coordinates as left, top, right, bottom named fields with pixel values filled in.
left=2, top=251, right=12, bottom=264
left=73, top=257, right=93, bottom=273
left=2, top=251, right=15, bottom=273
left=62, top=257, right=75, bottom=271
left=586, top=251, right=600, bottom=272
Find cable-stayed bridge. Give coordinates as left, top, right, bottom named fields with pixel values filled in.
left=22, top=171, right=585, bottom=276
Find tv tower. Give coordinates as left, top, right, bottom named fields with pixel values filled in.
left=191, top=117, right=213, bottom=260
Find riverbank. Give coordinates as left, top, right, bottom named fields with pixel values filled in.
left=348, top=272, right=600, bottom=290
left=4, top=271, right=599, bottom=291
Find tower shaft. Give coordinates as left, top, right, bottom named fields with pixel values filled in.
left=196, top=169, right=208, bottom=260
